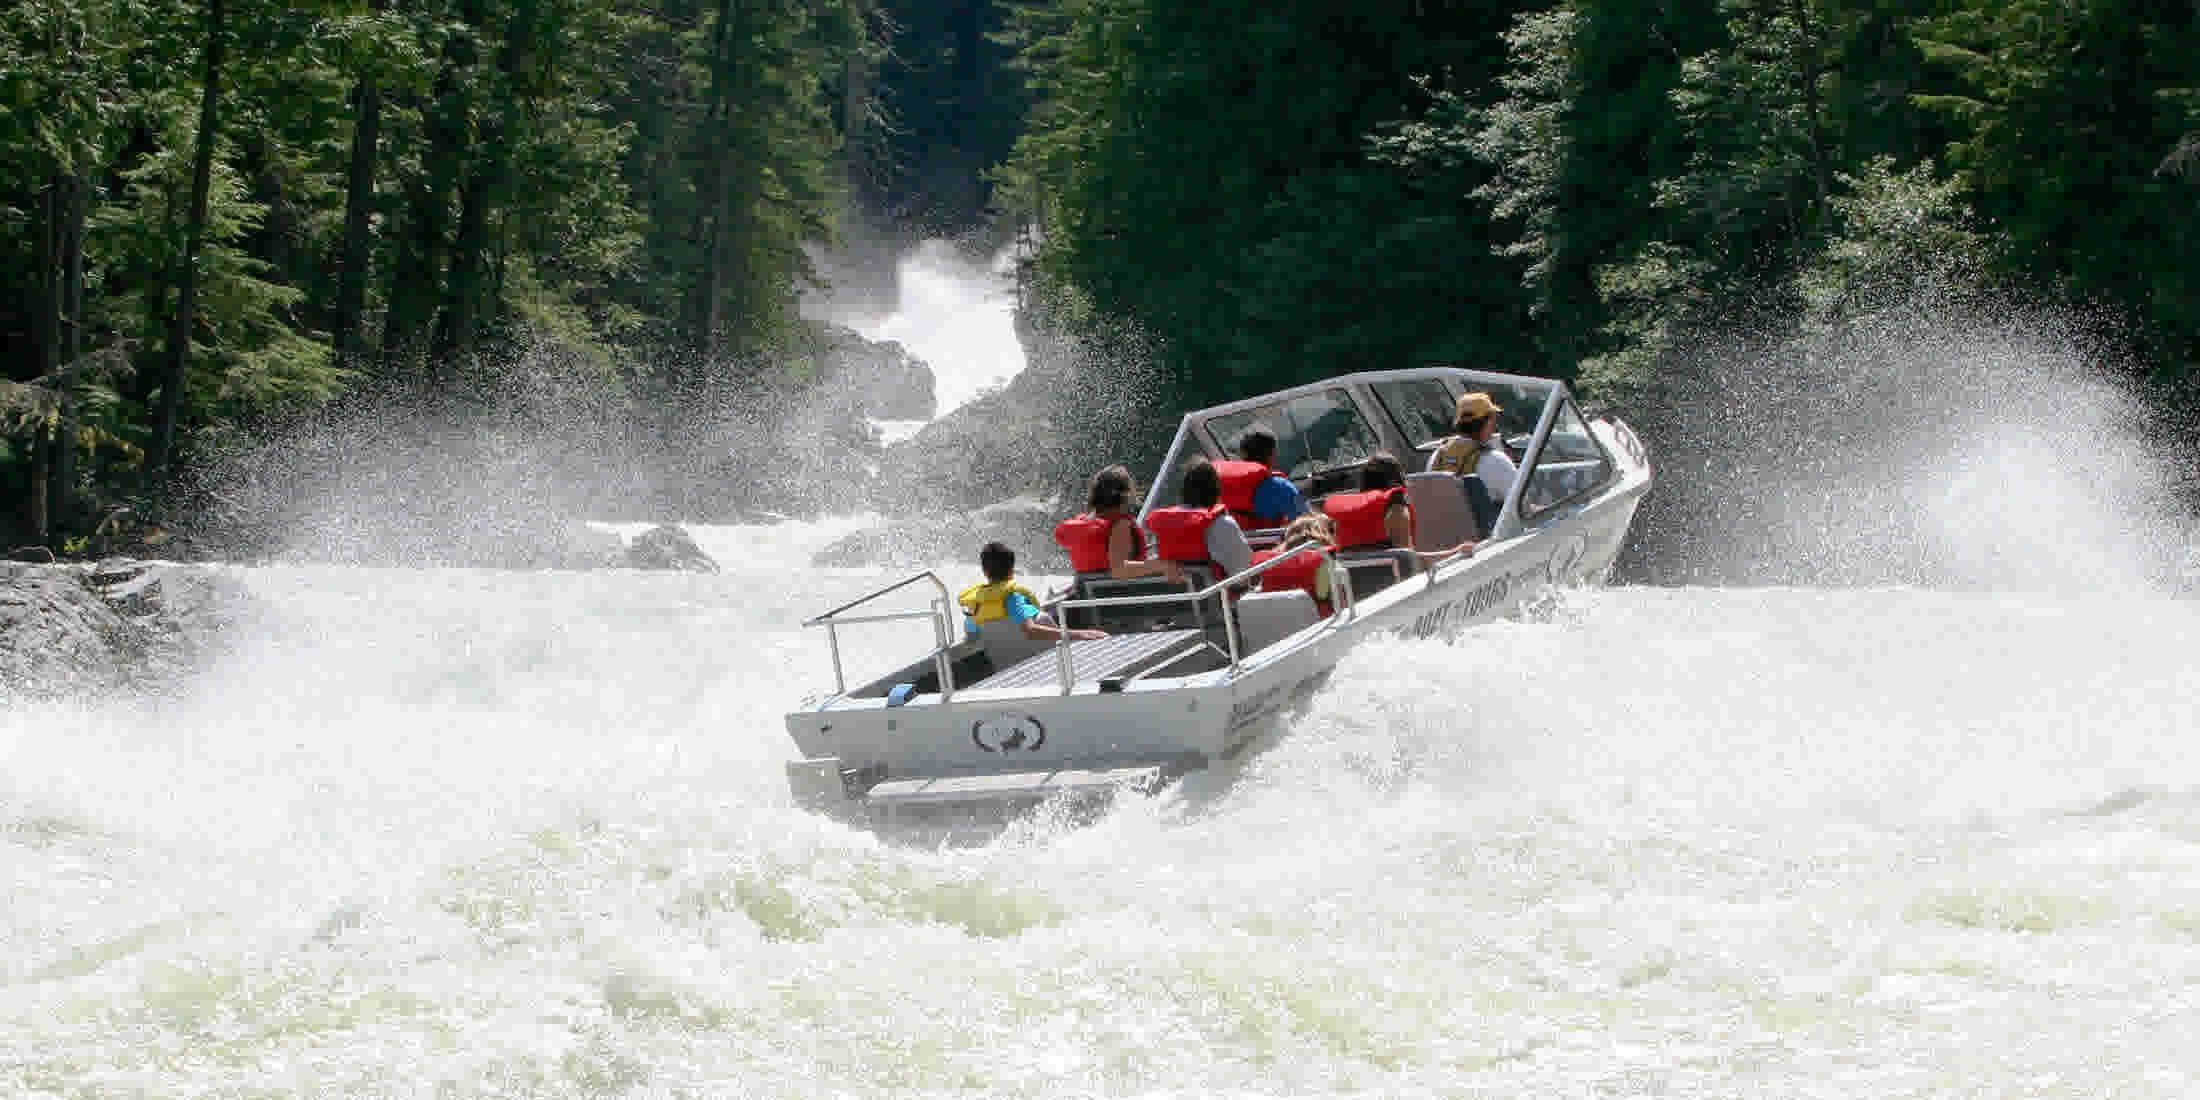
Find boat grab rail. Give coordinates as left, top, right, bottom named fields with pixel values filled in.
left=1051, top=541, right=1364, bottom=683
left=801, top=571, right=959, bottom=701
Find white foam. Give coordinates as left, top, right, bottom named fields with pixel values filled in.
left=7, top=565, right=2200, bottom=1096
left=856, top=240, right=1025, bottom=416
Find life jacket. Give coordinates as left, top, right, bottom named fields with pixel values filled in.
left=1256, top=545, right=1333, bottom=615
left=957, top=578, right=1041, bottom=626
left=1322, top=488, right=1406, bottom=549
left=1214, top=459, right=1280, bottom=528
left=1144, top=504, right=1224, bottom=565
left=1054, top=512, right=1145, bottom=575
left=1429, top=436, right=1483, bottom=477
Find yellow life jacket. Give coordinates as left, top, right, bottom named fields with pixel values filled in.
left=957, top=578, right=1040, bottom=625
left=1430, top=435, right=1483, bottom=476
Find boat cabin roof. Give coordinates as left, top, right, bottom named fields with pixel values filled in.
left=1140, top=367, right=1569, bottom=515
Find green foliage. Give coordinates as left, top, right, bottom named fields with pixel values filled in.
left=0, top=0, right=880, bottom=545
left=4, top=0, right=2196, bottom=545
left=1002, top=0, right=1532, bottom=405
left=1913, top=0, right=2200, bottom=375
left=1795, top=156, right=1990, bottom=324
left=607, top=0, right=865, bottom=371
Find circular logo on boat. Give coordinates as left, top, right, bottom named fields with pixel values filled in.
left=1547, top=534, right=1588, bottom=583
left=971, top=712, right=1047, bottom=753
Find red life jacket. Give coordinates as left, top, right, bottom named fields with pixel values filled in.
left=1257, top=545, right=1333, bottom=616
left=1213, top=460, right=1278, bottom=528
left=1145, top=504, right=1224, bottom=564
left=1054, top=512, right=1145, bottom=574
left=1322, top=488, right=1406, bottom=549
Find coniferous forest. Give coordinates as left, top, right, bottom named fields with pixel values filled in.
left=4, top=0, right=2195, bottom=554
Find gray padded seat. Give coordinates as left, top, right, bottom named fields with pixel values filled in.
left=1230, top=590, right=1322, bottom=654
left=1405, top=471, right=1479, bottom=549
left=974, top=617, right=1053, bottom=670
left=1331, top=549, right=1417, bottom=599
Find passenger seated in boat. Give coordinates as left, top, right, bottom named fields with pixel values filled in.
left=1144, top=459, right=1255, bottom=581
left=1253, top=513, right=1339, bottom=616
left=1054, top=465, right=1183, bottom=583
left=1323, top=452, right=1483, bottom=568
left=1425, top=391, right=1519, bottom=501
left=959, top=542, right=1106, bottom=646
left=1321, top=452, right=1415, bottom=551
left=1213, top=429, right=1303, bottom=530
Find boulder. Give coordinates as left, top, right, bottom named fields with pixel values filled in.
left=623, top=524, right=721, bottom=572
left=0, top=560, right=266, bottom=700
left=819, top=326, right=937, bottom=421
left=0, top=563, right=133, bottom=698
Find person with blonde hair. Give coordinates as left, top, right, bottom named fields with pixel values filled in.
left=1255, top=512, right=1342, bottom=612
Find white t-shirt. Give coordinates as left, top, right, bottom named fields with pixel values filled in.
left=1429, top=434, right=1520, bottom=501
left=1475, top=448, right=1519, bottom=501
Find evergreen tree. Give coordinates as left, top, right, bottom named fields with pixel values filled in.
left=1003, top=0, right=1533, bottom=406
left=1914, top=0, right=2200, bottom=378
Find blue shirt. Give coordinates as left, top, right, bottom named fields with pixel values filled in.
left=965, top=592, right=1042, bottom=636
left=1250, top=474, right=1304, bottom=525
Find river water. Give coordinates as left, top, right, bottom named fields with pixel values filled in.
left=6, top=514, right=2200, bottom=1097
left=10, top=265, right=2200, bottom=1095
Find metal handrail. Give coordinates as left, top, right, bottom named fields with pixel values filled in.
left=802, top=571, right=953, bottom=627
left=1051, top=540, right=1362, bottom=682
left=801, top=571, right=960, bottom=701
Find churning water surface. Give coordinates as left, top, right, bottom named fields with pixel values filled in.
left=10, top=271, right=2200, bottom=1095
left=6, top=513, right=2200, bottom=1098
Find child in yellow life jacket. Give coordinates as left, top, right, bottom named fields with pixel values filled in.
left=958, top=542, right=1107, bottom=643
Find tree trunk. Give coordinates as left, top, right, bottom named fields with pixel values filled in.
left=150, top=0, right=228, bottom=480
left=29, top=433, right=50, bottom=546
left=51, top=172, right=86, bottom=547
left=1790, top=0, right=1830, bottom=216
left=436, top=3, right=529, bottom=370
left=381, top=3, right=481, bottom=388
left=688, top=0, right=742, bottom=357
left=33, top=176, right=59, bottom=544
left=434, top=154, right=496, bottom=368
left=333, top=0, right=393, bottom=366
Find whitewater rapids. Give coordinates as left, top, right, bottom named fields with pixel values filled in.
left=5, top=519, right=2200, bottom=1098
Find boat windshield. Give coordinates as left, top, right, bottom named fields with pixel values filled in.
left=1205, top=386, right=1382, bottom=479
left=1142, top=369, right=1563, bottom=512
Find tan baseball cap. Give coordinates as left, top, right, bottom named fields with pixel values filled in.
left=1455, top=391, right=1503, bottom=420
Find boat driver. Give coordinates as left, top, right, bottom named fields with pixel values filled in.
left=1426, top=391, right=1519, bottom=500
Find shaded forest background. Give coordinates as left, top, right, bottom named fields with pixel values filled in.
left=4, top=0, right=2195, bottom=557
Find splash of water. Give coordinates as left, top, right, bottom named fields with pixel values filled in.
left=1620, top=296, right=2197, bottom=593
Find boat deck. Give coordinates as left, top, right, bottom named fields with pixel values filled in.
left=982, top=628, right=1207, bottom=691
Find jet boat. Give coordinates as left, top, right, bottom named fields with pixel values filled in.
left=784, top=367, right=1651, bottom=835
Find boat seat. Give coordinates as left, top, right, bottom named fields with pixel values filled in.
left=1230, top=590, right=1321, bottom=654
left=1405, top=471, right=1478, bottom=549
left=1076, top=565, right=1227, bottom=632
left=1063, top=572, right=1207, bottom=633
left=973, top=617, right=1053, bottom=671
left=1333, top=549, right=1416, bottom=599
